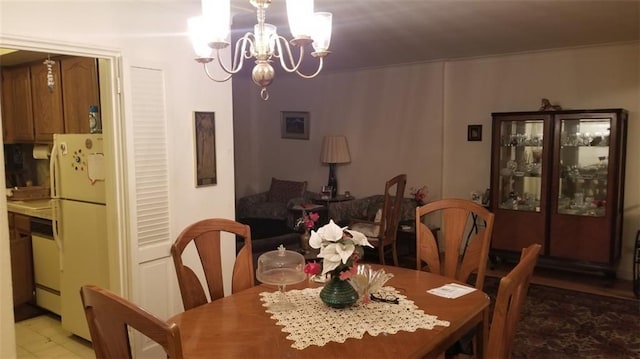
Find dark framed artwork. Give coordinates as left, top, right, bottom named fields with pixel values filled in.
left=194, top=111, right=217, bottom=187
left=468, top=125, right=482, bottom=141
left=281, top=111, right=310, bottom=140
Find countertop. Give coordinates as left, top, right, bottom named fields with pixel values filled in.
left=7, top=199, right=53, bottom=220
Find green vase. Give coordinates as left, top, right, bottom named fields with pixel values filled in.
left=319, top=275, right=358, bottom=309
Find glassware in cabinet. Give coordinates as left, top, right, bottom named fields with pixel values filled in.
left=557, top=117, right=611, bottom=217
left=496, top=119, right=544, bottom=212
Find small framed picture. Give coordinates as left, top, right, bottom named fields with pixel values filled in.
left=281, top=111, right=310, bottom=140
left=194, top=111, right=217, bottom=187
left=468, top=125, right=482, bottom=141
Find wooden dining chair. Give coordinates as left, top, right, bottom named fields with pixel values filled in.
left=80, top=285, right=183, bottom=359
left=171, top=218, right=254, bottom=310
left=486, top=243, right=542, bottom=358
left=350, top=174, right=407, bottom=266
left=415, top=198, right=494, bottom=290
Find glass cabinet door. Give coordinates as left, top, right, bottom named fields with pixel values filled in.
left=557, top=118, right=610, bottom=217
left=497, top=119, right=544, bottom=212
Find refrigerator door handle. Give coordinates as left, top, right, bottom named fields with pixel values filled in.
left=49, top=143, right=59, bottom=199
left=51, top=198, right=64, bottom=271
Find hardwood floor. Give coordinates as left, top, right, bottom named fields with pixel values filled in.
left=487, top=261, right=636, bottom=300
left=392, top=243, right=637, bottom=300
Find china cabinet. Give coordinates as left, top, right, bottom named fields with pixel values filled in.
left=490, top=109, right=627, bottom=276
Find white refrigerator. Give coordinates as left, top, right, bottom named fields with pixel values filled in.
left=50, top=133, right=108, bottom=341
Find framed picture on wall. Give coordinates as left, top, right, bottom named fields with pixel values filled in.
left=281, top=111, right=310, bottom=140
left=194, top=111, right=217, bottom=187
left=468, top=124, right=482, bottom=141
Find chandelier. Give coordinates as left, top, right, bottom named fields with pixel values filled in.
left=188, top=0, right=332, bottom=100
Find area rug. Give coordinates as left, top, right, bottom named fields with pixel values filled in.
left=482, top=276, right=640, bottom=359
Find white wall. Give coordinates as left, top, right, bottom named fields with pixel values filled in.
left=234, top=42, right=640, bottom=279
left=1, top=1, right=235, bottom=355
left=234, top=62, right=445, bottom=201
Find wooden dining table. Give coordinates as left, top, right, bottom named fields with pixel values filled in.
left=168, top=264, right=489, bottom=359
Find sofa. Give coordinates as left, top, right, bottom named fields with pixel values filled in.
left=236, top=177, right=316, bottom=239
left=327, top=195, right=418, bottom=227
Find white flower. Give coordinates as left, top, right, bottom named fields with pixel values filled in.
left=309, top=220, right=370, bottom=276
left=345, top=229, right=373, bottom=248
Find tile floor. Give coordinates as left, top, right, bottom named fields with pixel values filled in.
left=15, top=314, right=94, bottom=359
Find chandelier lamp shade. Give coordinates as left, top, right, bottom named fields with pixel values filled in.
left=188, top=0, right=333, bottom=100
left=320, top=135, right=351, bottom=198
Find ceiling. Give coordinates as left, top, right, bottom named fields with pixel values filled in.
left=1, top=1, right=638, bottom=72
left=230, top=0, right=640, bottom=74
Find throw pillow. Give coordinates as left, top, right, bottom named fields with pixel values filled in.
left=351, top=222, right=380, bottom=238
left=351, top=209, right=383, bottom=237
left=373, top=208, right=383, bottom=223
left=268, top=177, right=307, bottom=203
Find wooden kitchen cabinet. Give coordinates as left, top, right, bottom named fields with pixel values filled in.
left=490, top=109, right=628, bottom=276
left=1, top=56, right=99, bottom=144
left=61, top=56, right=100, bottom=134
left=30, top=59, right=64, bottom=142
left=1, top=66, right=35, bottom=143
left=8, top=212, right=35, bottom=307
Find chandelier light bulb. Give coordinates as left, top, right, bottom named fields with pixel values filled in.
left=311, top=12, right=332, bottom=56
left=188, top=16, right=214, bottom=60
left=286, top=0, right=314, bottom=40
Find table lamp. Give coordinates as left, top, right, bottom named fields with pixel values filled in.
left=320, top=135, right=351, bottom=198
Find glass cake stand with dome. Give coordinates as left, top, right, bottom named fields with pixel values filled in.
left=256, top=245, right=306, bottom=312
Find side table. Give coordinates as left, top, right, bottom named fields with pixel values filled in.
left=311, top=194, right=355, bottom=205
left=312, top=195, right=355, bottom=225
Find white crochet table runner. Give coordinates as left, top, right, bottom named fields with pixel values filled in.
left=259, top=287, right=450, bottom=350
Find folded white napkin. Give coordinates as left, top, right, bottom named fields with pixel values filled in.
left=427, top=283, right=476, bottom=299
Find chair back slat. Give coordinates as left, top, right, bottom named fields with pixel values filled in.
left=80, top=285, right=183, bottom=359
left=171, top=218, right=254, bottom=310
left=416, top=220, right=440, bottom=273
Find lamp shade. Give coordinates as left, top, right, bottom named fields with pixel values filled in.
left=320, top=136, right=351, bottom=164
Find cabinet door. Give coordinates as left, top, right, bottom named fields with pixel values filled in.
left=61, top=56, right=100, bottom=134
left=490, top=114, right=551, bottom=252
left=10, top=214, right=35, bottom=306
left=549, top=112, right=623, bottom=263
left=1, top=66, right=35, bottom=143
left=31, top=60, right=64, bottom=142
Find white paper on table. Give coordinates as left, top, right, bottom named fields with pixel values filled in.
left=427, top=282, right=477, bottom=299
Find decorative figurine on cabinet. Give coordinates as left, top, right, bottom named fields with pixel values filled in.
left=538, top=98, right=563, bottom=111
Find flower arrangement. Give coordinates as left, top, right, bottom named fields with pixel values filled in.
left=295, top=210, right=319, bottom=232
left=410, top=185, right=428, bottom=205
left=303, top=220, right=372, bottom=280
